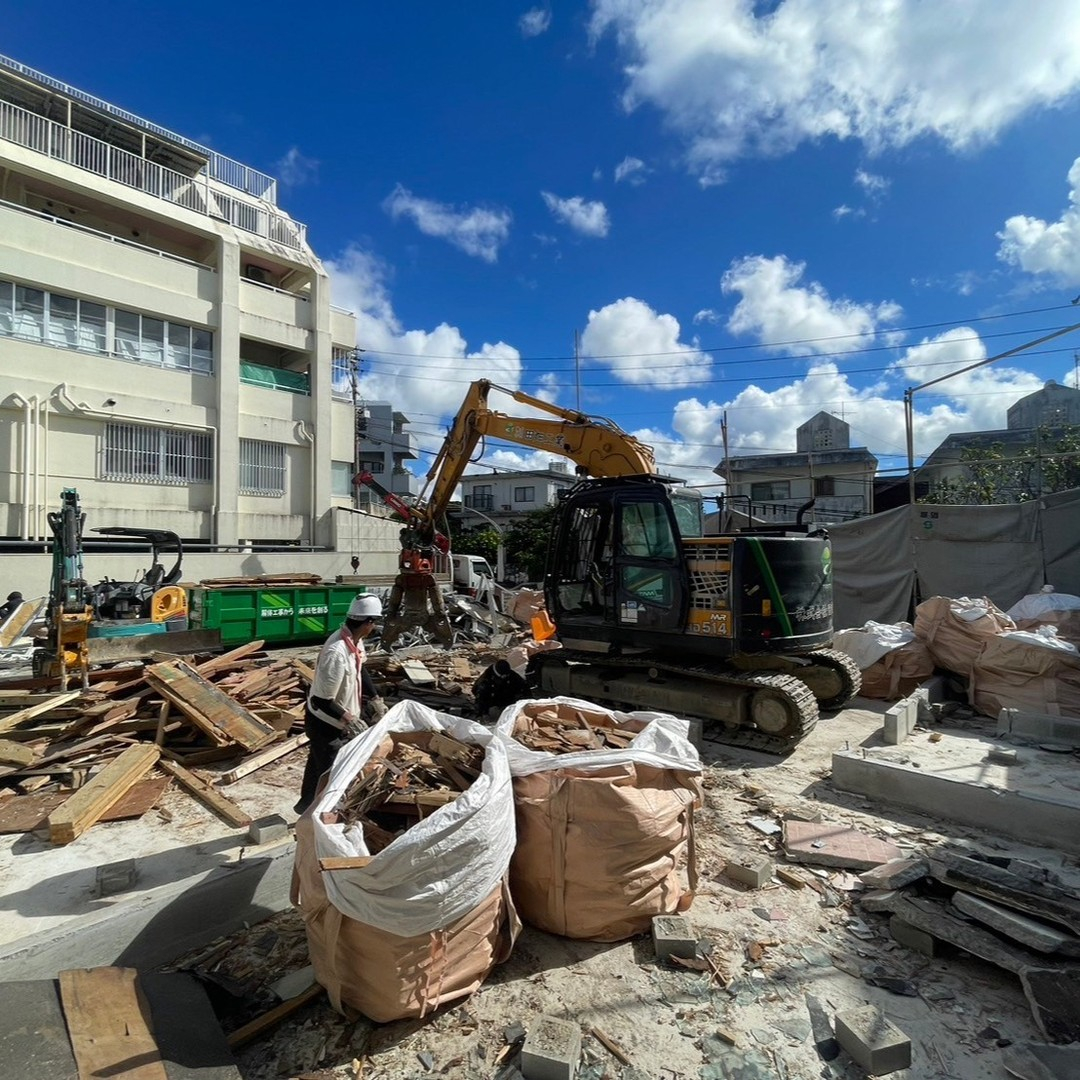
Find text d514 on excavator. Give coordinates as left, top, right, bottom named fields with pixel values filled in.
left=359, top=380, right=860, bottom=754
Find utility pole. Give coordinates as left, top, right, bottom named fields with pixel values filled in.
left=350, top=348, right=365, bottom=509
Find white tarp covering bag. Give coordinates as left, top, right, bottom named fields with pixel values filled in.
left=292, top=700, right=519, bottom=1020
left=496, top=696, right=702, bottom=942
left=833, top=621, right=933, bottom=700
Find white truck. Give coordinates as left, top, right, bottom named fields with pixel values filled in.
left=451, top=553, right=495, bottom=598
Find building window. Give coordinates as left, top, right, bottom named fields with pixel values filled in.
left=331, top=460, right=354, bottom=497
left=514, top=486, right=535, bottom=502
left=357, top=458, right=384, bottom=474
left=0, top=277, right=211, bottom=371
left=102, top=423, right=212, bottom=484
left=813, top=476, right=836, bottom=497
left=750, top=480, right=791, bottom=502
left=239, top=439, right=286, bottom=496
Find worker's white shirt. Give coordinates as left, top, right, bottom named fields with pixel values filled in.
left=307, top=627, right=365, bottom=729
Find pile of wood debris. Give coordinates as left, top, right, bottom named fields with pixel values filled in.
left=510, top=700, right=642, bottom=752
left=321, top=730, right=484, bottom=855
left=0, top=641, right=316, bottom=843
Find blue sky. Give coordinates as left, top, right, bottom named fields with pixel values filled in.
left=7, top=2, right=1080, bottom=492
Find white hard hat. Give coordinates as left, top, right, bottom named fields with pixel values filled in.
left=348, top=594, right=382, bottom=620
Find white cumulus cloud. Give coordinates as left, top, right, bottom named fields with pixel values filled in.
left=581, top=297, right=711, bottom=388
left=722, top=255, right=902, bottom=354
left=614, top=156, right=648, bottom=184
left=998, top=156, right=1080, bottom=284
left=589, top=0, right=1080, bottom=185
left=383, top=184, right=512, bottom=262
left=541, top=192, right=611, bottom=237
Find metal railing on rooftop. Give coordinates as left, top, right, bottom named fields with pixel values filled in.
left=0, top=98, right=306, bottom=251
left=0, top=52, right=277, bottom=201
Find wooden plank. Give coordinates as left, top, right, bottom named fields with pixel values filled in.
left=0, top=777, right=170, bottom=834
left=225, top=983, right=324, bottom=1049
left=48, top=744, right=161, bottom=845
left=0, top=690, right=82, bottom=735
left=319, top=855, right=374, bottom=872
left=217, top=733, right=307, bottom=785
left=157, top=758, right=252, bottom=828
left=193, top=640, right=266, bottom=679
left=59, top=967, right=168, bottom=1080
left=385, top=789, right=459, bottom=807
left=144, top=659, right=277, bottom=752
left=400, top=659, right=437, bottom=686
left=0, top=739, right=37, bottom=766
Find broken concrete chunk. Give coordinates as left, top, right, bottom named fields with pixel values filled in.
left=724, top=852, right=774, bottom=889
left=521, top=1015, right=582, bottom=1080
left=834, top=1004, right=912, bottom=1075
left=248, top=813, right=290, bottom=846
left=783, top=819, right=902, bottom=870
left=953, top=890, right=1078, bottom=955
left=804, top=993, right=839, bottom=1061
left=652, top=914, right=697, bottom=963
left=889, top=915, right=937, bottom=957
left=1020, top=968, right=1080, bottom=1045
left=859, top=856, right=929, bottom=890
left=1002, top=1041, right=1080, bottom=1080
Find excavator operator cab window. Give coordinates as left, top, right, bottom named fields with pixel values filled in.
left=614, top=498, right=684, bottom=629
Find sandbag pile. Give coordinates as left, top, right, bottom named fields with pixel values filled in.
left=832, top=622, right=934, bottom=701
left=496, top=697, right=702, bottom=942
left=914, top=595, right=1080, bottom=719
left=292, top=701, right=519, bottom=1021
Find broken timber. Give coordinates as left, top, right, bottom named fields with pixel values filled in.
left=145, top=659, right=277, bottom=752
left=47, top=743, right=161, bottom=845
left=217, top=733, right=308, bottom=785
left=0, top=690, right=82, bottom=735
left=157, top=758, right=252, bottom=828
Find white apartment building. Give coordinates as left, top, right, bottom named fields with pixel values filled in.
left=458, top=462, right=577, bottom=528
left=353, top=401, right=421, bottom=508
left=0, top=55, right=418, bottom=596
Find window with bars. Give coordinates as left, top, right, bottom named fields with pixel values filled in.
left=102, top=423, right=213, bottom=484
left=0, top=277, right=211, bottom=371
left=239, top=439, right=286, bottom=496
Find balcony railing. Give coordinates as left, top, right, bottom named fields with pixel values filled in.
left=0, top=98, right=306, bottom=251
left=465, top=494, right=495, bottom=511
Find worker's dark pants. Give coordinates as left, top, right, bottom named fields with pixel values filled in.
left=298, top=709, right=344, bottom=812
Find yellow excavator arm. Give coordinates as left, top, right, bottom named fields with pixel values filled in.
left=421, top=380, right=656, bottom=526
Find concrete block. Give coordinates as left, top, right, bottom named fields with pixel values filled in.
left=248, top=814, right=289, bottom=845
left=952, top=891, right=1072, bottom=954
left=725, top=852, right=774, bottom=889
left=997, top=708, right=1080, bottom=746
left=834, top=1004, right=911, bottom=1075
left=95, top=858, right=138, bottom=897
left=832, top=749, right=1080, bottom=855
left=521, top=1015, right=581, bottom=1080
left=859, top=857, right=929, bottom=891
left=987, top=746, right=1020, bottom=765
left=652, top=914, right=697, bottom=963
left=889, top=915, right=936, bottom=957
left=883, top=698, right=917, bottom=745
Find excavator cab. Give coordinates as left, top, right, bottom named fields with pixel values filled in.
left=88, top=527, right=184, bottom=620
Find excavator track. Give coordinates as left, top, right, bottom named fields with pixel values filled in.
left=805, top=648, right=862, bottom=710
left=531, top=650, right=820, bottom=755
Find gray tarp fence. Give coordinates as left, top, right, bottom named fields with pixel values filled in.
left=829, top=487, right=1080, bottom=630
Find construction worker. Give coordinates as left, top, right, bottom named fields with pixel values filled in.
left=295, top=593, right=388, bottom=814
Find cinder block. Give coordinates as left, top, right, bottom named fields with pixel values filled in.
left=95, top=858, right=138, bottom=897
left=889, top=915, right=936, bottom=957
left=248, top=814, right=290, bottom=845
left=883, top=701, right=914, bottom=745
left=521, top=1015, right=581, bottom=1080
left=986, top=747, right=1019, bottom=766
left=834, top=1004, right=911, bottom=1075
left=652, top=914, right=697, bottom=963
left=725, top=853, right=774, bottom=889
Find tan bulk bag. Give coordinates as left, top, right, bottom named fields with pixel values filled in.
left=969, top=635, right=1080, bottom=719
left=292, top=701, right=519, bottom=1021
left=860, top=642, right=935, bottom=700
left=496, top=697, right=702, bottom=942
left=914, top=596, right=1015, bottom=677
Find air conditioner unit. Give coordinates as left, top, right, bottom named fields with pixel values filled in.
left=501, top=504, right=512, bottom=511
left=244, top=264, right=271, bottom=285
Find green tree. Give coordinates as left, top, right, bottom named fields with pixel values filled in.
left=504, top=504, right=559, bottom=582
left=450, top=525, right=501, bottom=567
left=925, top=425, right=1080, bottom=504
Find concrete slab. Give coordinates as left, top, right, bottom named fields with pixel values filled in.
left=0, top=740, right=307, bottom=980
left=782, top=819, right=902, bottom=870
left=831, top=730, right=1080, bottom=853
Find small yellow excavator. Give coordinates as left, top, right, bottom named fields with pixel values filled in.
left=358, top=380, right=860, bottom=753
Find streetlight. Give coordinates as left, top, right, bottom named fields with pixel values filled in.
left=458, top=505, right=506, bottom=581
left=905, top=320, right=1080, bottom=504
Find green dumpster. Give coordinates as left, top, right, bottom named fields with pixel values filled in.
left=188, top=584, right=366, bottom=647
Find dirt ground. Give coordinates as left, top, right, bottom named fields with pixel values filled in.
left=158, top=686, right=1074, bottom=1080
